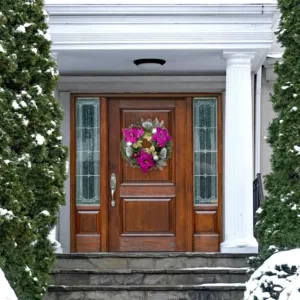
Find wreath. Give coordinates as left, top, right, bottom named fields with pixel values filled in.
left=121, top=118, right=172, bottom=173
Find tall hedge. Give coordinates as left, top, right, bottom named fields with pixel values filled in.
left=250, top=0, right=300, bottom=270
left=0, top=0, right=67, bottom=299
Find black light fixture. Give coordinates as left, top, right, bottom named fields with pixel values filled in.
left=133, top=58, right=166, bottom=71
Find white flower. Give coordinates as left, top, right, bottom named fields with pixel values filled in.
left=153, top=155, right=159, bottom=161
left=279, top=133, right=283, bottom=137
left=293, top=94, right=298, bottom=98
left=142, top=121, right=152, bottom=129
left=290, top=106, right=298, bottom=112
left=152, top=128, right=157, bottom=134
left=31, top=48, right=38, bottom=54
left=279, top=119, right=284, bottom=124
left=126, top=142, right=132, bottom=146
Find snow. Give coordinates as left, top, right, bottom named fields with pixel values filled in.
left=22, top=118, right=29, bottom=126
left=37, top=29, right=51, bottom=41
left=34, top=134, right=45, bottom=145
left=34, top=85, right=42, bottom=95
left=19, top=101, right=27, bottom=108
left=12, top=101, right=20, bottom=110
left=40, top=210, right=50, bottom=216
left=46, top=67, right=59, bottom=76
left=15, top=25, right=26, bottom=33
left=47, top=129, right=54, bottom=135
left=244, top=249, right=300, bottom=300
left=0, top=269, right=18, bottom=300
left=293, top=146, right=300, bottom=155
left=256, top=207, right=263, bottom=214
left=0, top=44, right=6, bottom=53
left=0, top=208, right=14, bottom=220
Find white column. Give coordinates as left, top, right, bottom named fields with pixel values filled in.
left=221, top=52, right=258, bottom=253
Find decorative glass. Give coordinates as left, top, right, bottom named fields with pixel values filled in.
left=76, top=98, right=100, bottom=206
left=193, top=98, right=218, bottom=205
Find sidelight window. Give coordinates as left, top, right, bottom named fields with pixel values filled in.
left=193, top=98, right=218, bottom=205
left=76, top=98, right=100, bottom=206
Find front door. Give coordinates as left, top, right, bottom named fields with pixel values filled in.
left=108, top=97, right=187, bottom=251
left=71, top=94, right=222, bottom=253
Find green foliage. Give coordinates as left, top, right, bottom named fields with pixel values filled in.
left=250, top=0, right=300, bottom=270
left=0, top=0, right=67, bottom=299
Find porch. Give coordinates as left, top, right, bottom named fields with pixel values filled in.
left=47, top=3, right=278, bottom=254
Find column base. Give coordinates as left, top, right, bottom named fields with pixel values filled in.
left=221, top=237, right=258, bottom=254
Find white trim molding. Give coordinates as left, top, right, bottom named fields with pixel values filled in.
left=58, top=75, right=226, bottom=93
left=47, top=4, right=278, bottom=62
left=221, top=51, right=258, bottom=254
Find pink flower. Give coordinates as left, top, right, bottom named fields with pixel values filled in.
left=132, top=127, right=144, bottom=139
left=152, top=127, right=171, bottom=147
left=136, top=149, right=155, bottom=173
left=122, top=127, right=144, bottom=143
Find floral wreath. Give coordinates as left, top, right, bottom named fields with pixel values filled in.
left=121, top=118, right=172, bottom=173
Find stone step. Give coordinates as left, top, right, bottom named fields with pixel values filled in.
left=45, top=284, right=246, bottom=300
left=55, top=253, right=250, bottom=270
left=51, top=267, right=249, bottom=286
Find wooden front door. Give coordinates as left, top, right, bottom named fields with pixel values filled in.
left=71, top=94, right=222, bottom=253
left=108, top=97, right=187, bottom=251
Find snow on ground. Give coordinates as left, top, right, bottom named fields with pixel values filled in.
left=244, top=249, right=300, bottom=300
left=0, top=269, right=18, bottom=300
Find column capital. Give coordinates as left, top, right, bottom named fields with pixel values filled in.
left=223, top=51, right=256, bottom=65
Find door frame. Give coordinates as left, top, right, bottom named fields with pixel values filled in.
left=70, top=93, right=223, bottom=253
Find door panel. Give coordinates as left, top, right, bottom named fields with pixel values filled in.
left=108, top=98, right=187, bottom=251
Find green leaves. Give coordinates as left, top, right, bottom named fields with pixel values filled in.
left=0, top=0, right=67, bottom=299
left=252, top=0, right=300, bottom=274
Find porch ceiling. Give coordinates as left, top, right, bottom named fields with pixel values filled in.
left=47, top=3, right=279, bottom=75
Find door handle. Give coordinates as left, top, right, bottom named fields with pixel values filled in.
left=110, top=173, right=116, bottom=207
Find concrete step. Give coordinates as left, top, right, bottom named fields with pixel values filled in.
left=51, top=267, right=249, bottom=286
left=55, top=253, right=250, bottom=270
left=45, top=284, right=246, bottom=300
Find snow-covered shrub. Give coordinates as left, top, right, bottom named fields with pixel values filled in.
left=0, top=269, right=18, bottom=300
left=0, top=1, right=67, bottom=299
left=245, top=249, right=300, bottom=300
left=251, top=0, right=300, bottom=269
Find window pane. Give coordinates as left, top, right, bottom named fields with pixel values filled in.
left=76, top=98, right=100, bottom=206
left=193, top=98, right=218, bottom=205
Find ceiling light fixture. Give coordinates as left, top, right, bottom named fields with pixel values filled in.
left=133, top=58, right=166, bottom=71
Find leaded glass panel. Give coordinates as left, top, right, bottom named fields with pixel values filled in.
left=193, top=98, right=218, bottom=205
left=76, top=98, right=100, bottom=206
